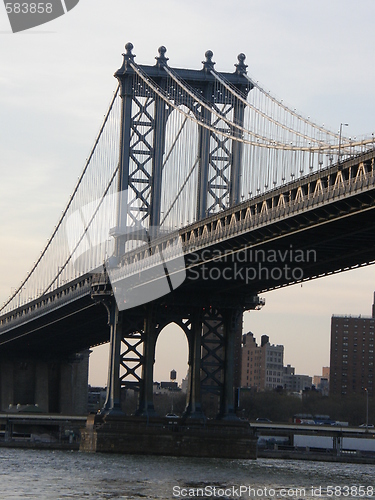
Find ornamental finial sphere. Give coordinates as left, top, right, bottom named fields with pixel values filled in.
left=125, top=42, right=134, bottom=54
left=235, top=52, right=247, bottom=75
left=123, top=42, right=136, bottom=63
left=155, top=45, right=169, bottom=67
left=202, top=50, right=215, bottom=71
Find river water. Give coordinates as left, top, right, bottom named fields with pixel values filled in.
left=0, top=448, right=374, bottom=499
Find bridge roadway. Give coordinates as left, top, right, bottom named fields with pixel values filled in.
left=1, top=149, right=375, bottom=359
left=0, top=412, right=86, bottom=449
left=251, top=421, right=375, bottom=439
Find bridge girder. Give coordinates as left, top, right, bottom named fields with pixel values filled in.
left=2, top=151, right=375, bottom=356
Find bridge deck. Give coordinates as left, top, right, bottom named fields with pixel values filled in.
left=1, top=150, right=375, bottom=357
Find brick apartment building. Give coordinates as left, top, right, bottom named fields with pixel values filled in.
left=329, top=293, right=375, bottom=397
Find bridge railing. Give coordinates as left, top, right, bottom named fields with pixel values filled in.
left=1, top=149, right=375, bottom=330
left=0, top=276, right=92, bottom=332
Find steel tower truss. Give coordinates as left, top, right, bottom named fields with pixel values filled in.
left=113, top=44, right=252, bottom=248
left=99, top=44, right=256, bottom=419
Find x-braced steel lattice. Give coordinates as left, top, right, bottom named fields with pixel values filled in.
left=118, top=310, right=145, bottom=393
left=207, top=102, right=234, bottom=214
left=200, top=308, right=225, bottom=397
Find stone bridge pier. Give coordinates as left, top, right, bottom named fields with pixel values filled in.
left=0, top=351, right=89, bottom=415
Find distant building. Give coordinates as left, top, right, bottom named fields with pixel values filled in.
left=313, top=367, right=330, bottom=395
left=313, top=366, right=330, bottom=387
left=330, top=293, right=375, bottom=397
left=161, top=381, right=179, bottom=391
left=261, top=335, right=284, bottom=390
left=241, top=332, right=262, bottom=390
left=241, top=333, right=310, bottom=392
left=317, top=377, right=329, bottom=396
left=180, top=374, right=188, bottom=393
left=153, top=381, right=180, bottom=394
left=87, top=386, right=106, bottom=413
left=283, top=364, right=295, bottom=392
left=284, top=372, right=312, bottom=393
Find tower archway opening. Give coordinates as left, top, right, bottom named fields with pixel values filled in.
left=153, top=322, right=189, bottom=416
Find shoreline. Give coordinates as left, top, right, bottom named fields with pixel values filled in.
left=0, top=440, right=79, bottom=451
left=258, top=448, right=375, bottom=464
left=1, top=439, right=375, bottom=465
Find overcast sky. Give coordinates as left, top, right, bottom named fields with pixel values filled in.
left=1, top=0, right=375, bottom=387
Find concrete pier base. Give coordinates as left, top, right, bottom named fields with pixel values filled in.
left=80, top=414, right=257, bottom=459
left=0, top=351, right=89, bottom=415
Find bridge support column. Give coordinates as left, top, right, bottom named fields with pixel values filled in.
left=103, top=301, right=124, bottom=415
left=114, top=45, right=134, bottom=256
left=1, top=356, right=89, bottom=415
left=150, top=92, right=168, bottom=228
left=136, top=308, right=158, bottom=416
left=184, top=309, right=204, bottom=419
left=219, top=308, right=242, bottom=420
left=333, top=435, right=342, bottom=456
left=35, top=362, right=49, bottom=413
left=230, top=54, right=248, bottom=206
left=196, top=54, right=215, bottom=220
left=230, top=100, right=246, bottom=206
left=199, top=305, right=243, bottom=419
left=0, top=361, right=14, bottom=411
left=59, top=351, right=90, bottom=415
left=13, top=361, right=35, bottom=406
left=197, top=106, right=212, bottom=220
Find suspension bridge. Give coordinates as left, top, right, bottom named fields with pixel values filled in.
left=1, top=44, right=375, bottom=455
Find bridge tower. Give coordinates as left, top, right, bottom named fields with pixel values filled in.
left=112, top=43, right=252, bottom=239
left=95, top=44, right=256, bottom=421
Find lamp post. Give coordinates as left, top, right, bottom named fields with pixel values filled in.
left=338, top=123, right=349, bottom=166
left=365, top=388, right=369, bottom=431
left=170, top=369, right=176, bottom=414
